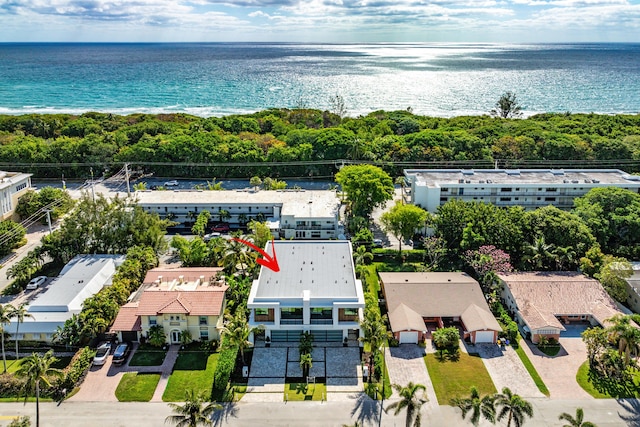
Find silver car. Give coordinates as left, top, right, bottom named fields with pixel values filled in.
left=92, top=342, right=112, bottom=366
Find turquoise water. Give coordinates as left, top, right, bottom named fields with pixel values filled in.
left=1, top=42, right=639, bottom=117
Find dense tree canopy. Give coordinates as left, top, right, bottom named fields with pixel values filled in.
left=0, top=110, right=639, bottom=180
left=380, top=202, right=428, bottom=253
left=15, top=187, right=75, bottom=223
left=335, top=165, right=394, bottom=218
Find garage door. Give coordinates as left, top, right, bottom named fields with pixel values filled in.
left=474, top=331, right=495, bottom=343
left=399, top=331, right=419, bottom=344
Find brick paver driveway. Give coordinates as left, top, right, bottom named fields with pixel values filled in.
left=520, top=337, right=590, bottom=399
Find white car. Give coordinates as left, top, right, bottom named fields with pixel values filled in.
left=203, top=232, right=221, bottom=242
left=373, top=239, right=384, bottom=248
left=164, top=180, right=179, bottom=187
left=26, top=276, right=47, bottom=290
left=93, top=342, right=112, bottom=366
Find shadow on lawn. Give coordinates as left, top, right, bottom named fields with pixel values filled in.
left=588, top=368, right=640, bottom=398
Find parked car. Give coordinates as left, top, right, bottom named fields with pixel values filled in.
left=26, top=276, right=47, bottom=290
left=212, top=223, right=230, bottom=233
left=112, top=342, right=131, bottom=366
left=373, top=239, right=384, bottom=248
left=164, top=180, right=179, bottom=187
left=203, top=232, right=221, bottom=242
left=93, top=342, right=112, bottom=366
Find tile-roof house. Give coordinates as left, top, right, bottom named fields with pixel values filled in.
left=379, top=272, right=501, bottom=344
left=247, top=240, right=365, bottom=344
left=110, top=267, right=227, bottom=344
left=498, top=271, right=625, bottom=344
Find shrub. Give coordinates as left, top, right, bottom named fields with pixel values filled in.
left=212, top=337, right=238, bottom=395
left=432, top=326, right=460, bottom=350
left=57, top=347, right=96, bottom=397
left=0, top=373, right=25, bottom=398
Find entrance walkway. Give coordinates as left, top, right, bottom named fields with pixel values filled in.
left=385, top=344, right=444, bottom=424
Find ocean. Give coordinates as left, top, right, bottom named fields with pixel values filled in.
left=1, top=42, right=639, bottom=118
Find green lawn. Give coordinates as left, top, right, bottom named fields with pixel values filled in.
left=4, top=356, right=72, bottom=374
left=424, top=352, right=496, bottom=404
left=284, top=382, right=326, bottom=401
left=128, top=344, right=167, bottom=366
left=162, top=351, right=219, bottom=402
left=576, top=361, right=640, bottom=398
left=115, top=373, right=160, bottom=402
left=513, top=340, right=550, bottom=397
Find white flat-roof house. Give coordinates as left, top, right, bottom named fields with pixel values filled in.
left=0, top=171, right=32, bottom=220
left=625, top=263, right=640, bottom=314
left=403, top=169, right=640, bottom=212
left=6, top=254, right=125, bottom=343
left=136, top=189, right=343, bottom=239
left=247, top=240, right=365, bottom=344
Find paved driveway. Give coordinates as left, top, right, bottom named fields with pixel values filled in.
left=519, top=337, right=590, bottom=399
left=471, top=343, right=545, bottom=398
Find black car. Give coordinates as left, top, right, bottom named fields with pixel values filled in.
left=112, top=342, right=131, bottom=366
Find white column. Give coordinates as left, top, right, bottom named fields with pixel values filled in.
left=303, top=290, right=310, bottom=325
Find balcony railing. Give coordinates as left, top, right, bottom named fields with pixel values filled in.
left=280, top=318, right=303, bottom=325
left=310, top=319, right=333, bottom=325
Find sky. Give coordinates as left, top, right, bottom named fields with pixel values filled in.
left=1, top=0, right=639, bottom=43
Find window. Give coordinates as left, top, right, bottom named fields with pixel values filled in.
left=440, top=197, right=448, bottom=203
left=501, top=188, right=512, bottom=192
left=343, top=308, right=358, bottom=316
left=537, top=329, right=557, bottom=335
left=255, top=308, right=268, bottom=316
left=311, top=231, right=321, bottom=238
left=499, top=197, right=512, bottom=202
left=458, top=188, right=464, bottom=195
left=199, top=316, right=208, bottom=326
left=200, top=330, right=209, bottom=341
left=544, top=197, right=556, bottom=202
left=546, top=187, right=558, bottom=192
left=441, top=187, right=449, bottom=192
left=149, top=316, right=157, bottom=326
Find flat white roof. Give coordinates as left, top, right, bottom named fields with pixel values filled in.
left=251, top=240, right=360, bottom=301
left=136, top=189, right=340, bottom=218
left=28, top=254, right=124, bottom=313
left=404, top=169, right=640, bottom=187
left=0, top=171, right=31, bottom=190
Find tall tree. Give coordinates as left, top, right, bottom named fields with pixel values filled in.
left=490, top=92, right=523, bottom=118
left=451, top=386, right=496, bottom=426
left=558, top=407, right=597, bottom=427
left=0, top=220, right=26, bottom=257
left=380, top=202, right=428, bottom=253
left=335, top=165, right=394, bottom=219
left=597, top=258, right=633, bottom=303
left=0, top=304, right=12, bottom=372
left=385, top=382, right=428, bottom=427
left=191, top=210, right=210, bottom=237
left=359, top=309, right=390, bottom=383
left=606, top=315, right=640, bottom=365
left=494, top=387, right=533, bottom=427
left=165, top=389, right=221, bottom=427
left=9, top=304, right=33, bottom=358
left=16, top=350, right=63, bottom=427
left=221, top=311, right=254, bottom=364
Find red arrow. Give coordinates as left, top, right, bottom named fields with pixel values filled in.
left=232, top=237, right=280, bottom=273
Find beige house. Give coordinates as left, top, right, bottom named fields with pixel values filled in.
left=498, top=271, right=624, bottom=344
left=111, top=267, right=227, bottom=344
left=0, top=171, right=32, bottom=220
left=379, top=272, right=501, bottom=344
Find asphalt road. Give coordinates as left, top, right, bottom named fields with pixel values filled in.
left=0, top=398, right=635, bottom=427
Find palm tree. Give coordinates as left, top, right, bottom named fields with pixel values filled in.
left=523, top=236, right=554, bottom=270
left=222, top=234, right=254, bottom=276
left=9, top=304, right=33, bottom=358
left=165, top=389, right=221, bottom=427
left=395, top=176, right=406, bottom=204
left=358, top=310, right=390, bottom=382
left=606, top=314, right=640, bottom=365
left=221, top=311, right=254, bottom=364
left=494, top=387, right=533, bottom=427
left=0, top=304, right=12, bottom=373
left=300, top=353, right=313, bottom=378
left=450, top=386, right=496, bottom=426
left=385, top=382, right=428, bottom=427
left=16, top=350, right=63, bottom=427
left=558, top=408, right=597, bottom=427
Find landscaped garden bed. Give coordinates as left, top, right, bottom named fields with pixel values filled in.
left=284, top=382, right=327, bottom=401
left=162, top=343, right=219, bottom=402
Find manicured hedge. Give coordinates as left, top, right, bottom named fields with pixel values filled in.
left=60, top=347, right=96, bottom=392
left=212, top=337, right=238, bottom=397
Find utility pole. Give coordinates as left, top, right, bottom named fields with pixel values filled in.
left=125, top=163, right=131, bottom=198
left=90, top=167, right=96, bottom=203
left=44, top=209, right=52, bottom=235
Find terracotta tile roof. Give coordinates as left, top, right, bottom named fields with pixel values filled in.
left=110, top=303, right=141, bottom=332
left=137, top=289, right=226, bottom=316
left=498, top=271, right=624, bottom=331
left=379, top=272, right=500, bottom=333
left=143, top=267, right=224, bottom=285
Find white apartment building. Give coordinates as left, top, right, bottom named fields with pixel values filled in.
left=136, top=189, right=343, bottom=239
left=247, top=240, right=364, bottom=344
left=403, top=169, right=640, bottom=212
left=0, top=171, right=32, bottom=220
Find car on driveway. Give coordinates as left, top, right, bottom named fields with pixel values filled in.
left=203, top=232, right=221, bottom=241
left=112, top=342, right=131, bottom=366
left=93, top=342, right=112, bottom=366
left=26, top=276, right=47, bottom=290
left=164, top=180, right=179, bottom=187
left=373, top=239, right=384, bottom=248
left=212, top=223, right=230, bottom=233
